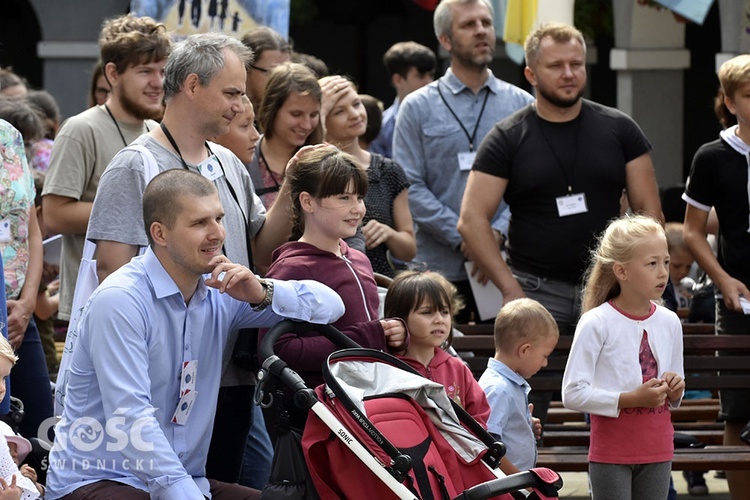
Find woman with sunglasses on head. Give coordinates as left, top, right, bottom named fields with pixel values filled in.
left=241, top=27, right=292, bottom=115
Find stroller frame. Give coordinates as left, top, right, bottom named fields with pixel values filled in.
left=256, top=320, right=563, bottom=500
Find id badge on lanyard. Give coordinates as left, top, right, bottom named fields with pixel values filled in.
left=458, top=151, right=477, bottom=171
left=199, top=156, right=224, bottom=181
left=556, top=193, right=588, bottom=217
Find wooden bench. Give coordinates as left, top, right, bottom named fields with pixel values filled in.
left=542, top=400, right=726, bottom=447
left=452, top=324, right=750, bottom=472
left=538, top=446, right=750, bottom=472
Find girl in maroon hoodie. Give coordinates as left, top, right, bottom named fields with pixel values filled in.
left=385, top=270, right=490, bottom=427
left=260, top=146, right=407, bottom=391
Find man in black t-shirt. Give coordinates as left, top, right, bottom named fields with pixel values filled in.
left=459, top=22, right=662, bottom=330
left=458, top=22, right=663, bottom=421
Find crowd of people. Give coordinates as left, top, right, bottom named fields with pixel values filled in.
left=0, top=0, right=746, bottom=498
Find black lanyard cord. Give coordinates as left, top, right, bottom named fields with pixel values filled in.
left=436, top=81, right=491, bottom=152
left=535, top=106, right=583, bottom=195
left=105, top=104, right=150, bottom=148
left=159, top=122, right=253, bottom=268
left=256, top=141, right=281, bottom=195
left=160, top=122, right=192, bottom=170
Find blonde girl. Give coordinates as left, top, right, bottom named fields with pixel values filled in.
left=384, top=270, right=490, bottom=425
left=562, top=215, right=684, bottom=500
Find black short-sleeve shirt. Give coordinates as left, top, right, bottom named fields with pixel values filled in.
left=473, top=100, right=652, bottom=282
left=684, top=138, right=750, bottom=286
left=363, top=153, right=410, bottom=276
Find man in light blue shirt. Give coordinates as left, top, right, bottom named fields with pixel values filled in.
left=393, top=0, right=532, bottom=322
left=46, top=169, right=344, bottom=500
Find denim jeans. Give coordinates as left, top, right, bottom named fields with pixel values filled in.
left=510, top=267, right=582, bottom=336
left=511, top=267, right=582, bottom=426
left=207, top=385, right=255, bottom=482
left=11, top=317, right=53, bottom=438
left=239, top=402, right=274, bottom=489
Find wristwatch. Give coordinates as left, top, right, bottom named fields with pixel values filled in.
left=253, top=279, right=274, bottom=311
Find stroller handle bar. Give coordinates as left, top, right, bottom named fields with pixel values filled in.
left=255, top=320, right=361, bottom=410
left=259, top=319, right=360, bottom=361
left=455, top=469, right=563, bottom=500
left=257, top=321, right=564, bottom=500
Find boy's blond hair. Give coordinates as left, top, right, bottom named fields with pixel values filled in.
left=0, top=337, right=17, bottom=365
left=718, top=54, right=750, bottom=102
left=664, top=222, right=689, bottom=254
left=493, top=298, right=558, bottom=353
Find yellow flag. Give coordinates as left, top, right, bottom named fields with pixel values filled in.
left=503, top=0, right=538, bottom=45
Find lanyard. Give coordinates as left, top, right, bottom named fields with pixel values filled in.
left=160, top=122, right=194, bottom=170
left=105, top=104, right=150, bottom=147
left=535, top=106, right=583, bottom=195
left=159, top=122, right=254, bottom=269
left=436, top=81, right=491, bottom=152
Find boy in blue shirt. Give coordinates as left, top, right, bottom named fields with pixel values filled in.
left=478, top=298, right=558, bottom=474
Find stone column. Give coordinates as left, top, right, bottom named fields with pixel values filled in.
left=30, top=0, right=127, bottom=117
left=716, top=0, right=750, bottom=70
left=611, top=1, right=690, bottom=188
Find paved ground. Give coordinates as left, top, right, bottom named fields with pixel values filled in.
left=557, top=470, right=730, bottom=499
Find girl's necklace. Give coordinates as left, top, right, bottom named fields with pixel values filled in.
left=258, top=139, right=285, bottom=186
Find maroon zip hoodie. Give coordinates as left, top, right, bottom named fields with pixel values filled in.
left=259, top=240, right=389, bottom=388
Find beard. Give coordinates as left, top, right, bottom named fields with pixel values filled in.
left=537, top=84, right=585, bottom=109
left=451, top=39, right=494, bottom=70
left=119, top=88, right=164, bottom=121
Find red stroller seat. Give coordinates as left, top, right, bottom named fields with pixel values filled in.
left=257, top=321, right=563, bottom=500
left=305, top=388, right=496, bottom=499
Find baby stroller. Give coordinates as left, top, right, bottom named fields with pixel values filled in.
left=256, top=320, right=563, bottom=500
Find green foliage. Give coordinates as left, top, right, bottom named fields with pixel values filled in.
left=290, top=0, right=318, bottom=26
left=575, top=0, right=614, bottom=39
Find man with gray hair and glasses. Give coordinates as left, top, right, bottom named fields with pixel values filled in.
left=83, top=32, right=292, bottom=484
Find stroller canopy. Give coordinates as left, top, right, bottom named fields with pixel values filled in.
left=329, top=358, right=490, bottom=463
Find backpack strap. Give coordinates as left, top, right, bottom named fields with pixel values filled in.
left=123, top=144, right=160, bottom=184
left=83, top=144, right=161, bottom=259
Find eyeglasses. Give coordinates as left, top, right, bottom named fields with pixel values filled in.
left=250, top=64, right=270, bottom=73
